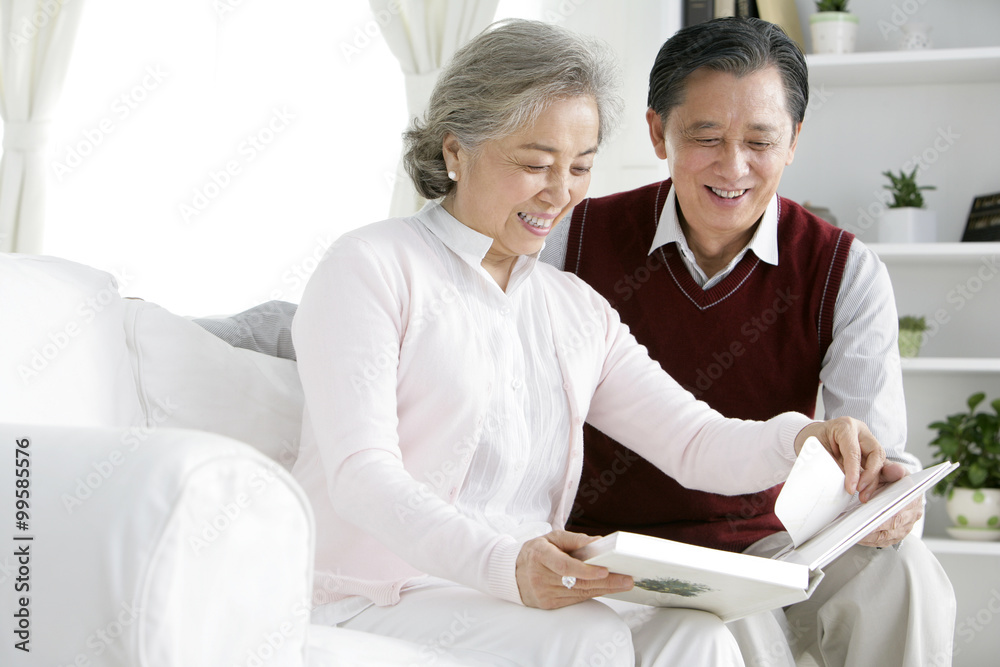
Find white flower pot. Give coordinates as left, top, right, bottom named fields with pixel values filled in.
left=899, top=22, right=933, bottom=50
left=946, top=488, right=1000, bottom=540
left=876, top=207, right=936, bottom=243
left=809, top=12, right=859, bottom=55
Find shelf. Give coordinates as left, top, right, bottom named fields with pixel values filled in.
left=807, top=46, right=1000, bottom=87
left=902, top=358, right=1000, bottom=374
left=923, top=536, right=1000, bottom=556
left=868, top=242, right=1000, bottom=263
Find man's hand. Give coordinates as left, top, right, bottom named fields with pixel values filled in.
left=858, top=493, right=923, bottom=548
left=516, top=530, right=633, bottom=609
left=794, top=417, right=906, bottom=502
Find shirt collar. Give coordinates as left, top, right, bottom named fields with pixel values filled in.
left=418, top=200, right=539, bottom=290
left=648, top=184, right=780, bottom=268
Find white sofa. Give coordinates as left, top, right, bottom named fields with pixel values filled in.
left=0, top=254, right=467, bottom=667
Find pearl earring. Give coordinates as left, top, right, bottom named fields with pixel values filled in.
left=448, top=171, right=457, bottom=181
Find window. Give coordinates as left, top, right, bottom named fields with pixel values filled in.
left=46, top=0, right=406, bottom=315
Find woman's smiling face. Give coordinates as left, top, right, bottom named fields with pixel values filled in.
left=442, top=95, right=601, bottom=267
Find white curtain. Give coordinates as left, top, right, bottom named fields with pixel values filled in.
left=0, top=0, right=85, bottom=253
left=371, top=0, right=498, bottom=217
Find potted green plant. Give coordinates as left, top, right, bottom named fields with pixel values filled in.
left=928, top=392, right=1000, bottom=539
left=877, top=168, right=937, bottom=243
left=897, top=315, right=927, bottom=358
left=809, top=0, right=858, bottom=54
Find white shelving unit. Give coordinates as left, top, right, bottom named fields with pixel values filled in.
left=791, top=1, right=1000, bottom=655
left=923, top=538, right=1000, bottom=557
left=808, top=46, right=1000, bottom=86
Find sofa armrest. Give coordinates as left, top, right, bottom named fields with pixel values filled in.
left=0, top=423, right=313, bottom=667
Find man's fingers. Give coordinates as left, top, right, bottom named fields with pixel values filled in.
left=857, top=438, right=886, bottom=501
left=834, top=420, right=863, bottom=495
left=879, top=461, right=907, bottom=484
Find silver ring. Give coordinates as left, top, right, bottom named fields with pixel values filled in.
left=561, top=576, right=577, bottom=590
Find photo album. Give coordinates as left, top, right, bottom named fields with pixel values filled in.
left=572, top=438, right=958, bottom=621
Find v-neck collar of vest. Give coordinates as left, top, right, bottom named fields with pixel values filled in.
left=648, top=180, right=764, bottom=312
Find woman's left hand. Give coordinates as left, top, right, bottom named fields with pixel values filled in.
left=794, top=417, right=907, bottom=502
left=515, top=530, right=633, bottom=610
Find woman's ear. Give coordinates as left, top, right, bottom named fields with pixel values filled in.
left=442, top=133, right=463, bottom=175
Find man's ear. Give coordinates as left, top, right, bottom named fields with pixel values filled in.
left=786, top=121, right=803, bottom=166
left=646, top=108, right=668, bottom=161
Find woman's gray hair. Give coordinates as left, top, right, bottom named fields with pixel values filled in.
left=403, top=18, right=623, bottom=200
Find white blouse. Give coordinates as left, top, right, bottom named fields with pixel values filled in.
left=291, top=201, right=810, bottom=614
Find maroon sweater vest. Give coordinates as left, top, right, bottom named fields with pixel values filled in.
left=566, top=180, right=854, bottom=552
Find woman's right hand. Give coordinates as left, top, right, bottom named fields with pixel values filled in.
left=515, top=530, right=634, bottom=609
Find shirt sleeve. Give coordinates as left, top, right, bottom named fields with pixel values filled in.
left=193, top=301, right=298, bottom=360
left=538, top=211, right=572, bottom=271
left=293, top=235, right=522, bottom=604
left=820, top=240, right=920, bottom=472
left=581, top=286, right=812, bottom=495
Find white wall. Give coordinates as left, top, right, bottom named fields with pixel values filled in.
left=31, top=0, right=1000, bottom=311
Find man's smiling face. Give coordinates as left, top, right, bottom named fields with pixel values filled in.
left=650, top=65, right=801, bottom=240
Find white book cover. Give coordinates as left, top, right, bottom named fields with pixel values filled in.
left=571, top=438, right=958, bottom=621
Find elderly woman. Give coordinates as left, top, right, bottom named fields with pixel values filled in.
left=291, top=19, right=889, bottom=667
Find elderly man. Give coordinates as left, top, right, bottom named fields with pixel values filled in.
left=541, top=16, right=954, bottom=667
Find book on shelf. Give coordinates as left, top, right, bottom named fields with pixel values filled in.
left=684, top=0, right=715, bottom=27
left=961, top=191, right=1000, bottom=242
left=756, top=0, right=806, bottom=52
left=571, top=438, right=958, bottom=622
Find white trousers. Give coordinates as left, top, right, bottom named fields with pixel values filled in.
left=337, top=582, right=744, bottom=666
left=726, top=532, right=956, bottom=667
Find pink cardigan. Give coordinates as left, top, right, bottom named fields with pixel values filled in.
left=291, top=203, right=810, bottom=609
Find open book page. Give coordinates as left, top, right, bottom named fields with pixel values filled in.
left=571, top=442, right=956, bottom=619
left=774, top=436, right=855, bottom=547
left=775, top=458, right=959, bottom=570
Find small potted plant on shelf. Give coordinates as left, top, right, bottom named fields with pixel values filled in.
left=897, top=315, right=927, bottom=358
left=809, top=0, right=859, bottom=54
left=877, top=168, right=937, bottom=243
left=928, top=392, right=1000, bottom=540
